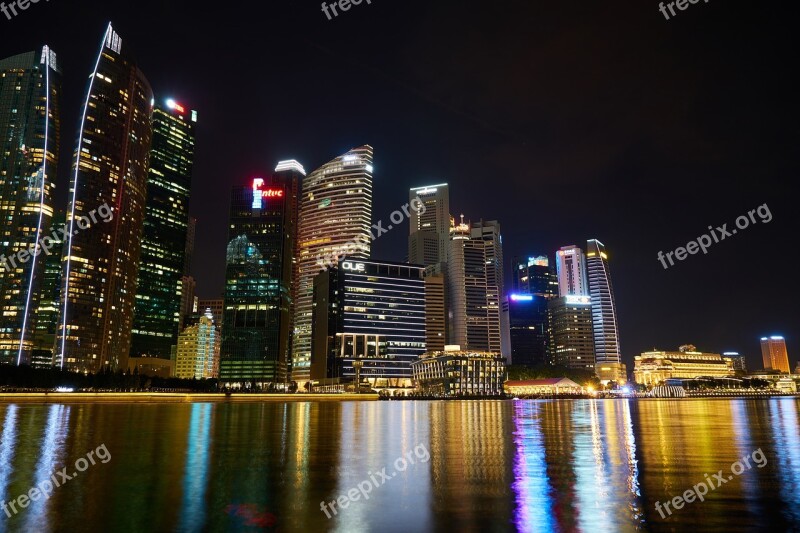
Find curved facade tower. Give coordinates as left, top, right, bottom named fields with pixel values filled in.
left=586, top=239, right=626, bottom=383
left=56, top=25, right=153, bottom=373
left=0, top=46, right=61, bottom=366
left=292, top=146, right=373, bottom=385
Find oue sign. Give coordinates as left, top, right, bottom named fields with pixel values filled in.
left=342, top=261, right=366, bottom=272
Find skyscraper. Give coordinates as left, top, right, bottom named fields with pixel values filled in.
left=292, top=146, right=373, bottom=385
left=586, top=239, right=626, bottom=383
left=508, top=255, right=556, bottom=367
left=56, top=25, right=153, bottom=373
left=311, top=258, right=426, bottom=389
left=424, top=270, right=446, bottom=353
left=408, top=183, right=449, bottom=266
left=760, top=336, right=790, bottom=373
left=0, top=46, right=61, bottom=366
left=131, top=99, right=197, bottom=361
left=220, top=162, right=303, bottom=385
left=555, top=245, right=589, bottom=297
left=446, top=219, right=504, bottom=354
left=31, top=211, right=65, bottom=368
left=512, top=255, right=557, bottom=298
left=547, top=295, right=595, bottom=370
left=507, top=293, right=550, bottom=367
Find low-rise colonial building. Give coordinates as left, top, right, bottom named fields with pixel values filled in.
left=504, top=377, right=583, bottom=396
left=633, top=345, right=734, bottom=386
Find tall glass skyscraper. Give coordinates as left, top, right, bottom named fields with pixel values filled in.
left=446, top=219, right=504, bottom=354
left=555, top=245, right=589, bottom=297
left=31, top=211, right=65, bottom=367
left=408, top=183, right=449, bottom=266
left=512, top=255, right=557, bottom=298
left=508, top=255, right=557, bottom=366
left=586, top=239, right=626, bottom=383
left=220, top=162, right=303, bottom=385
left=0, top=46, right=61, bottom=366
left=292, top=146, right=373, bottom=385
left=130, top=99, right=197, bottom=360
left=56, top=25, right=153, bottom=373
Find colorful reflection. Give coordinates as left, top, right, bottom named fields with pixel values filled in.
left=0, top=399, right=796, bottom=532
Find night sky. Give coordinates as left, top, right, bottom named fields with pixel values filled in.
left=3, top=0, right=797, bottom=371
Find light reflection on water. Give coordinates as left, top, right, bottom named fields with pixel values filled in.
left=0, top=398, right=797, bottom=532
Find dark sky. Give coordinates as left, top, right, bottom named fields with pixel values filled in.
left=3, top=0, right=797, bottom=371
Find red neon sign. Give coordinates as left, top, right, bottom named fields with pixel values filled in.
left=252, top=178, right=284, bottom=207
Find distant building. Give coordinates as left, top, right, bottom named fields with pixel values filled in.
left=504, top=378, right=583, bottom=396
left=634, top=346, right=735, bottom=386
left=547, top=295, right=595, bottom=371
left=175, top=309, right=220, bottom=380
left=760, top=336, right=790, bottom=373
left=511, top=255, right=557, bottom=298
left=555, top=245, right=588, bottom=297
left=408, top=183, right=450, bottom=266
left=586, top=239, right=626, bottom=384
left=507, top=293, right=550, bottom=367
left=508, top=255, right=556, bottom=367
left=178, top=275, right=197, bottom=329
left=724, top=352, right=747, bottom=373
left=198, top=299, right=223, bottom=330
left=411, top=349, right=506, bottom=396
left=311, top=259, right=426, bottom=389
left=446, top=219, right=504, bottom=355
left=424, top=270, right=446, bottom=353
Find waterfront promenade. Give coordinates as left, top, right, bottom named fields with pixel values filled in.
left=0, top=392, right=379, bottom=403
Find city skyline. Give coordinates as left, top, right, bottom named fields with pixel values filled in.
left=1, top=2, right=795, bottom=374
left=1, top=3, right=798, bottom=533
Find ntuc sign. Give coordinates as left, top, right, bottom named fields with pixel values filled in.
left=342, top=261, right=366, bottom=272
left=252, top=178, right=284, bottom=208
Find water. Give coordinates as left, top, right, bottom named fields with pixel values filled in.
left=0, top=398, right=798, bottom=532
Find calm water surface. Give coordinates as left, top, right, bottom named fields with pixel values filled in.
left=0, top=398, right=798, bottom=532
